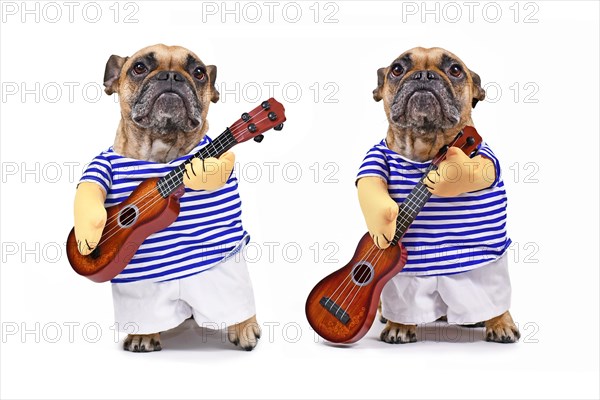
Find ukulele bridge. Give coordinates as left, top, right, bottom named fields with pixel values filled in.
left=319, top=297, right=350, bottom=325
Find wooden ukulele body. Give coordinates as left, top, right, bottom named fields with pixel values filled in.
left=66, top=178, right=184, bottom=283
left=305, top=232, right=407, bottom=343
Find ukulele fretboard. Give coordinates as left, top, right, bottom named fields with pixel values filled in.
left=156, top=128, right=236, bottom=197
left=391, top=164, right=436, bottom=245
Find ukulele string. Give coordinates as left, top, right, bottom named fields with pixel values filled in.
left=327, top=139, right=471, bottom=316
left=316, top=139, right=469, bottom=329
left=105, top=106, right=264, bottom=234
left=339, top=147, right=466, bottom=312
left=341, top=185, right=430, bottom=313
left=324, top=205, right=416, bottom=315
left=97, top=106, right=266, bottom=232
left=328, top=199, right=419, bottom=315
left=323, top=188, right=429, bottom=307
left=333, top=181, right=434, bottom=322
left=94, top=133, right=238, bottom=248
left=324, top=175, right=432, bottom=309
left=322, top=196, right=417, bottom=309
left=337, top=141, right=472, bottom=314
left=95, top=112, right=271, bottom=247
left=156, top=108, right=274, bottom=197
left=93, top=110, right=273, bottom=249
left=95, top=117, right=262, bottom=248
left=94, top=121, right=241, bottom=244
left=225, top=101, right=274, bottom=132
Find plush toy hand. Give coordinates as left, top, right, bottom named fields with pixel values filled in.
left=357, top=177, right=399, bottom=250
left=183, top=152, right=235, bottom=191
left=74, top=182, right=107, bottom=256
left=425, top=147, right=495, bottom=197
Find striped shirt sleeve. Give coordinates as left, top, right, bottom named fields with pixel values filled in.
left=356, top=144, right=390, bottom=184
left=477, top=141, right=502, bottom=188
left=79, top=152, right=112, bottom=193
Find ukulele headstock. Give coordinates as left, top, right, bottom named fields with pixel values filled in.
left=229, top=98, right=286, bottom=144
left=432, top=126, right=482, bottom=166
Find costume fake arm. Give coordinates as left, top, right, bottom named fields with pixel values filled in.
left=425, top=147, right=495, bottom=197
left=357, top=176, right=399, bottom=250
left=74, top=182, right=107, bottom=256
left=183, top=152, right=235, bottom=191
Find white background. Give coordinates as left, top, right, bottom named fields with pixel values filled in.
left=1, top=1, right=598, bottom=399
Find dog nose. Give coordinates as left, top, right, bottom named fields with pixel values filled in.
left=412, top=70, right=439, bottom=81
left=156, top=70, right=185, bottom=82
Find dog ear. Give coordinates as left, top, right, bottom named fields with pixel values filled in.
left=206, top=65, right=219, bottom=103
left=103, top=55, right=128, bottom=95
left=469, top=69, right=485, bottom=108
left=372, top=67, right=386, bottom=102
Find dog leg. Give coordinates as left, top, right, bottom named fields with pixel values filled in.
left=485, top=311, right=520, bottom=343
left=380, top=321, right=417, bottom=344
left=378, top=301, right=387, bottom=323
left=227, top=315, right=261, bottom=351
left=123, top=333, right=162, bottom=352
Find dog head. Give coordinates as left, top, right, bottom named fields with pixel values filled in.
left=373, top=47, right=485, bottom=160
left=103, top=44, right=220, bottom=161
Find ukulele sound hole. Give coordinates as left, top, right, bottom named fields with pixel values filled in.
left=351, top=262, right=374, bottom=287
left=118, top=205, right=139, bottom=228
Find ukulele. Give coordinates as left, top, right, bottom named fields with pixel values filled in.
left=66, top=98, right=286, bottom=283
left=305, top=127, right=482, bottom=343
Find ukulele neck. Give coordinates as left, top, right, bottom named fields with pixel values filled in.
left=157, top=128, right=236, bottom=197
left=391, top=163, right=436, bottom=245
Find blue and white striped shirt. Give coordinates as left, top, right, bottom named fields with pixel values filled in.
left=357, top=139, right=511, bottom=276
left=79, top=136, right=248, bottom=283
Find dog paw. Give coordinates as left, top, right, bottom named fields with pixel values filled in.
left=123, top=333, right=162, bottom=352
left=485, top=311, right=520, bottom=343
left=227, top=315, right=261, bottom=351
left=379, top=321, right=417, bottom=344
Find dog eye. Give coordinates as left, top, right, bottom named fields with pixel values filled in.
left=193, top=67, right=206, bottom=81
left=448, top=64, right=463, bottom=78
left=390, top=64, right=404, bottom=77
left=132, top=62, right=148, bottom=75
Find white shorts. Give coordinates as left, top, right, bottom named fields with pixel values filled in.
left=112, top=255, right=256, bottom=334
left=381, top=253, right=511, bottom=325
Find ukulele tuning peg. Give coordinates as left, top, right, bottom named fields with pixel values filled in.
left=466, top=136, right=475, bottom=146
left=254, top=134, right=264, bottom=143
left=261, top=101, right=271, bottom=109
left=241, top=112, right=251, bottom=122
left=268, top=111, right=277, bottom=121
left=248, top=123, right=257, bottom=133
left=274, top=123, right=284, bottom=131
